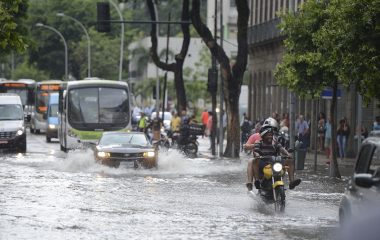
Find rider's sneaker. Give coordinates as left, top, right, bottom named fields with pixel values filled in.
left=246, top=182, right=253, bottom=191
left=254, top=180, right=261, bottom=189
left=289, top=179, right=301, bottom=190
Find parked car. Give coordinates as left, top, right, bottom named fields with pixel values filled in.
left=339, top=133, right=380, bottom=224
left=0, top=93, right=26, bottom=152
left=150, top=111, right=172, bottom=130
left=93, top=131, right=158, bottom=168
left=46, top=93, right=59, bottom=143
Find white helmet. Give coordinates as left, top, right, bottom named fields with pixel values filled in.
left=260, top=117, right=278, bottom=136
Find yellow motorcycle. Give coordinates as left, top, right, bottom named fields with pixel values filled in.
left=257, top=155, right=290, bottom=212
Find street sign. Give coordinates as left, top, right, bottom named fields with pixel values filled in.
left=321, top=89, right=342, bottom=99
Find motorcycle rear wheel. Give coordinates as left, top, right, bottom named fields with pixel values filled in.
left=274, top=186, right=286, bottom=212
left=184, top=142, right=198, bottom=156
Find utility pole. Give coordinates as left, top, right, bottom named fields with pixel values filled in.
left=210, top=0, right=218, bottom=156
left=218, top=0, right=224, bottom=157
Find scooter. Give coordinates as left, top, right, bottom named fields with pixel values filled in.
left=257, top=155, right=291, bottom=212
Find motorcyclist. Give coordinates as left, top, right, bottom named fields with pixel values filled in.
left=244, top=117, right=301, bottom=191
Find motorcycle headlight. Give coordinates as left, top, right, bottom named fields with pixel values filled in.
left=273, top=163, right=283, bottom=172
left=97, top=151, right=110, bottom=158
left=16, top=129, right=24, bottom=136
left=49, top=124, right=56, bottom=129
left=143, top=151, right=155, bottom=158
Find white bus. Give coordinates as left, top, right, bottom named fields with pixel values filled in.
left=58, top=79, right=131, bottom=152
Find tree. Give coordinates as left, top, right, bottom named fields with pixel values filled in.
left=147, top=0, right=190, bottom=112
left=191, top=0, right=250, bottom=158
left=315, top=0, right=380, bottom=104
left=274, top=0, right=342, bottom=178
left=0, top=0, right=29, bottom=54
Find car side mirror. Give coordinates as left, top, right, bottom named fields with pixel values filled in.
left=354, top=173, right=380, bottom=188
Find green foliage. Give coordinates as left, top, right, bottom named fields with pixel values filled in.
left=274, top=0, right=336, bottom=98
left=316, top=0, right=380, bottom=103
left=0, top=0, right=29, bottom=54
left=11, top=61, right=49, bottom=80
left=275, top=0, right=380, bottom=102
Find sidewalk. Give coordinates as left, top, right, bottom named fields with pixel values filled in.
left=197, top=137, right=356, bottom=175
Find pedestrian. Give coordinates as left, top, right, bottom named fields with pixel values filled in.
left=318, top=112, right=326, bottom=152
left=138, top=112, right=148, bottom=135
left=241, top=115, right=252, bottom=150
left=201, top=109, right=209, bottom=137
left=295, top=114, right=309, bottom=148
left=337, top=118, right=350, bottom=160
left=324, top=116, right=332, bottom=163
left=373, top=116, right=380, bottom=131
left=180, top=110, right=189, bottom=125
left=280, top=113, right=289, bottom=129
left=206, top=111, right=213, bottom=150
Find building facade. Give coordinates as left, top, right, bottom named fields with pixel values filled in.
left=247, top=0, right=379, bottom=156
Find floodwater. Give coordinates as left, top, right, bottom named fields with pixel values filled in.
left=0, top=133, right=348, bottom=240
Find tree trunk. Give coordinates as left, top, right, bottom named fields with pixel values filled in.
left=147, top=0, right=189, bottom=112
left=330, top=80, right=341, bottom=178
left=191, top=0, right=249, bottom=158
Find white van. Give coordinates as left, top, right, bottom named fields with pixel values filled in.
left=0, top=93, right=26, bottom=152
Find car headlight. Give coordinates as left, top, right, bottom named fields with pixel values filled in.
left=49, top=124, right=56, bottom=129
left=143, top=151, right=155, bottom=158
left=97, top=151, right=110, bottom=158
left=273, top=163, right=283, bottom=172
left=16, top=129, right=24, bottom=136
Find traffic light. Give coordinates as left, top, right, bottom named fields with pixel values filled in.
left=152, top=86, right=156, bottom=99
left=207, top=68, right=218, bottom=93
left=97, top=2, right=111, bottom=32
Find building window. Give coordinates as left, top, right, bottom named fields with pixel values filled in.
left=275, top=0, right=279, bottom=15
left=264, top=0, right=268, bottom=21
left=255, top=0, right=259, bottom=24
left=270, top=0, right=273, bottom=19
left=230, top=0, right=236, bottom=8
left=260, top=0, right=264, bottom=23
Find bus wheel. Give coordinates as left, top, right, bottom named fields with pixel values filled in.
left=30, top=127, right=35, bottom=134
left=36, top=129, right=40, bottom=134
left=46, top=136, right=51, bottom=143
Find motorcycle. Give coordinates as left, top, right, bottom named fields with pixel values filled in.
left=256, top=155, right=291, bottom=212
left=278, top=126, right=290, bottom=150
left=177, top=134, right=198, bottom=157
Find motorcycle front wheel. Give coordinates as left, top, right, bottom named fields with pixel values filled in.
left=274, top=185, right=286, bottom=212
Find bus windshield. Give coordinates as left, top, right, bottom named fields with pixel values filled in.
left=68, top=87, right=129, bottom=127
left=7, top=89, right=28, bottom=105
left=36, top=91, right=50, bottom=113
left=0, top=104, right=24, bottom=120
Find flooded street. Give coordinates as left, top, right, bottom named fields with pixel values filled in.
left=0, top=132, right=348, bottom=240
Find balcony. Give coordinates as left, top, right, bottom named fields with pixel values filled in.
left=248, top=17, right=283, bottom=46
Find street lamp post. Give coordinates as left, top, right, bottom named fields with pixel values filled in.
left=108, top=0, right=124, bottom=81
left=57, top=13, right=91, bottom=78
left=36, top=23, right=68, bottom=81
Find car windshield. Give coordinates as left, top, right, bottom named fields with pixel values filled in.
left=49, top=104, right=58, bottom=117
left=0, top=104, right=23, bottom=120
left=100, top=133, right=149, bottom=146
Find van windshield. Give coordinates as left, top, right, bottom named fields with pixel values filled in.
left=0, top=104, right=23, bottom=120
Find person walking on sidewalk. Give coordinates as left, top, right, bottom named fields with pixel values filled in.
left=318, top=112, right=326, bottom=152
left=324, top=116, right=332, bottom=164
left=337, top=118, right=350, bottom=160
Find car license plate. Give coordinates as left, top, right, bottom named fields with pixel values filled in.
left=0, top=140, right=8, bottom=144
left=121, top=161, right=135, bottom=168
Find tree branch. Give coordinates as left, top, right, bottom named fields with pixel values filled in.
left=176, top=0, right=190, bottom=61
